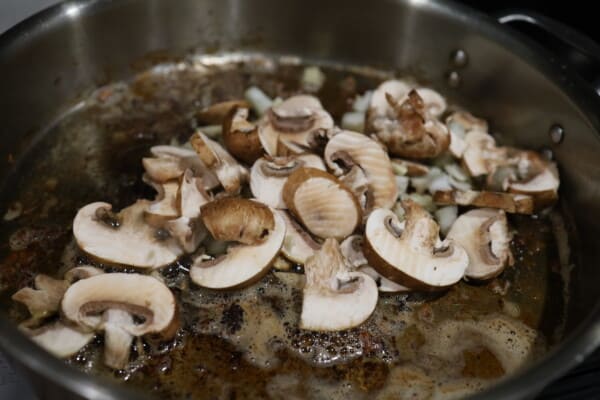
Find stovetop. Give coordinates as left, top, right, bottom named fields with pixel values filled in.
left=1, top=1, right=600, bottom=399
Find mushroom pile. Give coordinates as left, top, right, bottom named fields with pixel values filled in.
left=12, top=77, right=560, bottom=369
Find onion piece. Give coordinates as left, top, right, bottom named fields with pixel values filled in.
left=244, top=86, right=273, bottom=116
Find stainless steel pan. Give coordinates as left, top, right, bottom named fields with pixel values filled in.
left=1, top=1, right=600, bottom=399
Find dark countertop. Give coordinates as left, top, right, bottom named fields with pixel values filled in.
left=1, top=1, right=599, bottom=399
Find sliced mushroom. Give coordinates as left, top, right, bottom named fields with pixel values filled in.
left=300, top=238, right=378, bottom=331
left=461, top=131, right=506, bottom=177
left=447, top=208, right=512, bottom=280
left=144, top=179, right=180, bottom=222
left=61, top=273, right=177, bottom=369
left=222, top=107, right=264, bottom=164
left=22, top=322, right=94, bottom=358
left=359, top=266, right=411, bottom=293
left=324, top=130, right=398, bottom=210
left=445, top=111, right=489, bottom=158
left=73, top=201, right=183, bottom=268
left=433, top=189, right=534, bottom=214
left=12, top=275, right=69, bottom=320
left=190, top=205, right=286, bottom=289
left=283, top=167, right=361, bottom=240
left=178, top=169, right=211, bottom=219
left=278, top=209, right=320, bottom=264
left=363, top=201, right=468, bottom=290
left=250, top=154, right=326, bottom=209
left=259, top=95, right=334, bottom=154
left=201, top=197, right=275, bottom=245
left=144, top=145, right=220, bottom=190
left=369, top=88, right=449, bottom=159
left=196, top=99, right=250, bottom=125
left=64, top=266, right=105, bottom=282
left=505, top=153, right=560, bottom=207
left=190, top=131, right=248, bottom=194
left=340, top=235, right=369, bottom=269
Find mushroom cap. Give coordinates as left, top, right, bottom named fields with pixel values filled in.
left=222, top=107, right=264, bottom=165
left=190, top=131, right=248, bottom=194
left=250, top=154, right=326, bottom=209
left=433, top=189, right=534, bottom=214
left=61, top=273, right=177, bottom=337
left=190, top=207, right=286, bottom=290
left=196, top=99, right=250, bottom=125
left=282, top=167, right=361, bottom=240
left=259, top=95, right=334, bottom=154
left=324, top=130, right=398, bottom=210
left=368, top=87, right=450, bottom=159
left=73, top=201, right=183, bottom=268
left=277, top=209, right=320, bottom=264
left=201, top=197, right=275, bottom=245
left=363, top=201, right=468, bottom=290
left=300, top=238, right=378, bottom=331
left=447, top=208, right=511, bottom=280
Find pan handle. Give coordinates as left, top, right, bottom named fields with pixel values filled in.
left=496, top=9, right=600, bottom=95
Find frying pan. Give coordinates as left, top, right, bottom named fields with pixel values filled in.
left=1, top=0, right=600, bottom=399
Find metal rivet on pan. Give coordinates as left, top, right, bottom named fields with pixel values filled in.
left=450, top=49, right=468, bottom=68
left=446, top=70, right=461, bottom=88
left=549, top=124, right=564, bottom=144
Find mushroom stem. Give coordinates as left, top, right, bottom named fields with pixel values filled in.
left=103, top=309, right=134, bottom=369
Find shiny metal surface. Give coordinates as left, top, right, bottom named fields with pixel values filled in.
left=0, top=0, right=599, bottom=399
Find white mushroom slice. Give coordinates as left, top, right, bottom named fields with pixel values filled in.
left=324, top=130, right=398, bottom=210
left=300, top=238, right=378, bottom=331
left=179, top=169, right=211, bottom=219
left=278, top=210, right=320, bottom=264
left=190, top=208, right=286, bottom=290
left=447, top=209, right=512, bottom=280
left=64, top=266, right=105, bottom=283
left=282, top=167, right=361, bottom=240
left=190, top=131, right=248, bottom=194
left=507, top=157, right=560, bottom=207
left=164, top=217, right=206, bottom=253
left=368, top=80, right=412, bottom=117
left=12, top=275, right=69, bottom=319
left=368, top=89, right=450, bottom=159
left=250, top=154, right=326, bottom=209
left=145, top=180, right=180, bottom=221
left=340, top=235, right=368, bottom=269
left=201, top=198, right=275, bottom=245
left=73, top=201, right=183, bottom=268
left=222, top=107, right=264, bottom=164
left=61, top=273, right=177, bottom=369
left=461, top=131, right=505, bottom=177
left=359, top=266, right=411, bottom=293
left=433, top=190, right=534, bottom=215
left=145, top=145, right=220, bottom=189
left=446, top=111, right=488, bottom=158
left=24, top=322, right=94, bottom=358
left=363, top=201, right=468, bottom=290
left=259, top=95, right=334, bottom=154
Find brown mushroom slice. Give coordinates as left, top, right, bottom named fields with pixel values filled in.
left=278, top=210, right=320, bottom=264
left=73, top=201, right=183, bottom=268
left=507, top=158, right=560, bottom=207
left=196, top=99, right=250, bottom=125
left=283, top=167, right=361, bottom=240
left=190, top=131, right=248, bottom=194
left=447, top=209, right=512, bottom=280
left=324, top=130, right=398, bottom=210
left=445, top=111, right=489, bottom=158
left=222, top=107, right=264, bottom=164
left=23, top=322, right=94, bottom=358
left=145, top=145, right=220, bottom=189
left=61, top=273, right=177, bottom=369
left=12, top=275, right=69, bottom=320
left=250, top=154, right=326, bottom=209
left=190, top=208, right=286, bottom=290
left=201, top=198, right=275, bottom=245
left=363, top=201, right=468, bottom=290
left=259, top=95, right=334, bottom=153
left=369, top=89, right=450, bottom=159
left=368, top=80, right=412, bottom=117
left=433, top=189, right=534, bottom=214
left=300, top=238, right=378, bottom=331
left=142, top=156, right=184, bottom=183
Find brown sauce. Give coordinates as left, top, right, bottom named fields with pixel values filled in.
left=0, top=55, right=568, bottom=399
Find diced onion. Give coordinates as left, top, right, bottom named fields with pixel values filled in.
left=341, top=111, right=366, bottom=132
left=244, top=86, right=273, bottom=116
left=301, top=66, right=326, bottom=93
left=435, top=206, right=458, bottom=236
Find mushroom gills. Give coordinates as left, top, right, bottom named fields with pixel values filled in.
left=300, top=238, right=378, bottom=331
